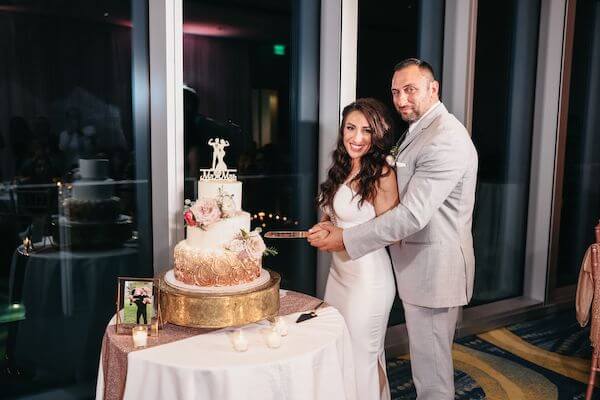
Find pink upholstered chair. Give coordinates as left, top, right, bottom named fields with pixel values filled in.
left=585, top=221, right=600, bottom=400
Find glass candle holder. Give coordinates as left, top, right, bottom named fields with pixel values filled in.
left=273, top=316, right=288, bottom=336
left=150, top=317, right=159, bottom=336
left=132, top=325, right=148, bottom=348
left=266, top=327, right=281, bottom=349
left=232, top=329, right=248, bottom=352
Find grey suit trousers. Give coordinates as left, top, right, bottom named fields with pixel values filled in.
left=402, top=302, right=459, bottom=400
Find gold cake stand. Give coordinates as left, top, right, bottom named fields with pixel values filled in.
left=158, top=270, right=280, bottom=328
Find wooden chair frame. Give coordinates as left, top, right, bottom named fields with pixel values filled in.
left=585, top=221, right=600, bottom=400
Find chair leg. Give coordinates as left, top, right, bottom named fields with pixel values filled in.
left=587, top=352, right=599, bottom=400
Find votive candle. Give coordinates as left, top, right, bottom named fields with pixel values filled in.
left=150, top=317, right=159, bottom=336
left=232, top=329, right=248, bottom=352
left=132, top=325, right=148, bottom=348
left=274, top=317, right=288, bottom=336
left=266, top=328, right=281, bottom=349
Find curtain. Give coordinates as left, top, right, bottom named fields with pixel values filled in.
left=183, top=34, right=251, bottom=134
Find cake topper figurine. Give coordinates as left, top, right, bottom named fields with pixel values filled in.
left=201, top=138, right=236, bottom=180
left=208, top=138, right=230, bottom=171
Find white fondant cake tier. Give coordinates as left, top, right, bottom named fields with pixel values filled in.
left=71, top=179, right=115, bottom=200
left=165, top=268, right=270, bottom=294
left=186, top=211, right=250, bottom=250
left=79, top=159, right=109, bottom=179
left=197, top=180, right=242, bottom=211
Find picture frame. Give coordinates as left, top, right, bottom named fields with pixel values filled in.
left=115, top=277, right=162, bottom=335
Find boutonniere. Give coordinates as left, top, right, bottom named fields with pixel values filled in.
left=386, top=139, right=403, bottom=167
left=385, top=144, right=400, bottom=167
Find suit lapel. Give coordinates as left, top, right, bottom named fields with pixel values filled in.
left=398, top=103, right=447, bottom=154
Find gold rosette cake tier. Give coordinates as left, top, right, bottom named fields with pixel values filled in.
left=158, top=270, right=280, bottom=328
left=173, top=241, right=262, bottom=286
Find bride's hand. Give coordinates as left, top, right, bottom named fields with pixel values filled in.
left=307, top=222, right=330, bottom=242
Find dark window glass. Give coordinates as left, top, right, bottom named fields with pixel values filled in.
left=356, top=0, right=445, bottom=325
left=556, top=0, right=600, bottom=287
left=0, top=2, right=151, bottom=397
left=470, top=0, right=541, bottom=305
left=183, top=0, right=320, bottom=293
left=357, top=0, right=445, bottom=133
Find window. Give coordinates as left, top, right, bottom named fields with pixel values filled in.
left=0, top=2, right=151, bottom=397
left=470, top=0, right=541, bottom=305
left=555, top=0, right=600, bottom=287
left=356, top=0, right=445, bottom=325
left=182, top=0, right=320, bottom=293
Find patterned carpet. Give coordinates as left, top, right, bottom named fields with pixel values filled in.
left=386, top=310, right=599, bottom=399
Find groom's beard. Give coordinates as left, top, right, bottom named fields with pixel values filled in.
left=397, top=106, right=420, bottom=122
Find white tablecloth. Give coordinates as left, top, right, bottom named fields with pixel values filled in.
left=97, top=306, right=356, bottom=400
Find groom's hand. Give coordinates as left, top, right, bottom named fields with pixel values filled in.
left=307, top=222, right=345, bottom=252
left=306, top=223, right=329, bottom=240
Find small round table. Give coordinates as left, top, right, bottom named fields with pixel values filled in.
left=9, top=243, right=143, bottom=382
left=96, top=290, right=357, bottom=400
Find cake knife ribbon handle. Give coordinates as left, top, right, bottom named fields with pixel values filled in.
left=264, top=231, right=309, bottom=239
left=296, top=301, right=326, bottom=323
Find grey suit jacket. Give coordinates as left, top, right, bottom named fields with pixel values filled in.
left=343, top=103, right=478, bottom=308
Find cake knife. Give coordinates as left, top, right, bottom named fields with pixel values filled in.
left=264, top=231, right=309, bottom=239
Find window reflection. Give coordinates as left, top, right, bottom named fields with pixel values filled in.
left=0, top=2, right=151, bottom=397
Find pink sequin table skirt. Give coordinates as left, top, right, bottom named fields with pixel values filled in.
left=97, top=290, right=324, bottom=400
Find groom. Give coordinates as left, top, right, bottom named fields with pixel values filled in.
left=309, top=58, right=478, bottom=399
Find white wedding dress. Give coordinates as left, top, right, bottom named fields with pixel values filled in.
left=324, top=184, right=396, bottom=400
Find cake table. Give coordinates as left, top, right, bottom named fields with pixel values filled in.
left=96, top=290, right=357, bottom=400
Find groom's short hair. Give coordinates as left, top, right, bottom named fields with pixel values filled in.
left=394, top=58, right=436, bottom=81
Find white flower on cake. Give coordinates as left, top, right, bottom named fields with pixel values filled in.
left=217, top=187, right=236, bottom=218
left=220, top=196, right=236, bottom=218
left=190, top=198, right=222, bottom=228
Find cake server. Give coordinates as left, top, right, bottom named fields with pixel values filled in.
left=296, top=301, right=326, bottom=323
left=264, top=231, right=309, bottom=239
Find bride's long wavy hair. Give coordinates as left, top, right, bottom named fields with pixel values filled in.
left=318, top=98, right=395, bottom=213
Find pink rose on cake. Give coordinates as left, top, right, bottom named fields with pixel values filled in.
left=227, top=229, right=266, bottom=261
left=242, top=231, right=267, bottom=260
left=191, top=198, right=222, bottom=227
left=183, top=210, right=196, bottom=226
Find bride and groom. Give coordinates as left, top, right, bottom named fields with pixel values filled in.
left=208, top=138, right=230, bottom=171
left=308, top=58, right=478, bottom=400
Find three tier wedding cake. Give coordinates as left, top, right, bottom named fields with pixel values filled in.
left=166, top=138, right=272, bottom=291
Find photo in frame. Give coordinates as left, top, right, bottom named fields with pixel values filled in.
left=116, top=277, right=161, bottom=335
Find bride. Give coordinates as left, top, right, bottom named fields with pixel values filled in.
left=310, top=98, right=398, bottom=399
